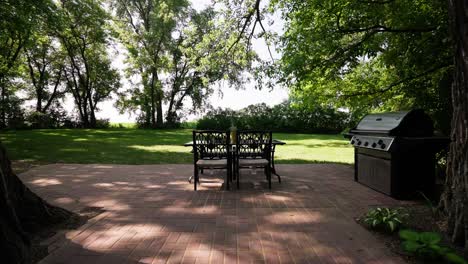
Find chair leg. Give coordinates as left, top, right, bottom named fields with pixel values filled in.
left=236, top=161, right=240, bottom=189
left=194, top=166, right=199, bottom=191
left=267, top=166, right=272, bottom=189
left=226, top=167, right=230, bottom=191
left=276, top=174, right=281, bottom=183
left=237, top=169, right=240, bottom=189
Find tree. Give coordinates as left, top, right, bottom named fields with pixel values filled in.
left=271, top=0, right=452, bottom=131
left=163, top=8, right=255, bottom=126
left=24, top=33, right=65, bottom=115
left=113, top=1, right=255, bottom=127
left=112, top=0, right=189, bottom=128
left=439, top=0, right=468, bottom=249
left=0, top=0, right=54, bottom=128
left=0, top=2, right=73, bottom=263
left=0, top=143, right=72, bottom=263
left=57, top=0, right=120, bottom=128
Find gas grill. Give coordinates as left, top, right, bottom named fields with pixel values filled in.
left=346, top=109, right=449, bottom=199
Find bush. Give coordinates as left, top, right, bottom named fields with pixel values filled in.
left=95, top=118, right=110, bottom=129
left=196, top=102, right=349, bottom=133
left=180, top=121, right=197, bottom=129
left=364, top=207, right=407, bottom=233
left=399, top=230, right=467, bottom=264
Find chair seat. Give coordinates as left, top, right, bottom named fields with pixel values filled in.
left=239, top=158, right=269, bottom=166
left=196, top=159, right=228, bottom=168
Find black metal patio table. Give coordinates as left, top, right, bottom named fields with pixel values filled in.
left=184, top=139, right=286, bottom=184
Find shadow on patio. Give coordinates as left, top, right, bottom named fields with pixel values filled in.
left=21, top=164, right=411, bottom=264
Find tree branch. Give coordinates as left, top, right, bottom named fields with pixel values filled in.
left=342, top=63, right=451, bottom=98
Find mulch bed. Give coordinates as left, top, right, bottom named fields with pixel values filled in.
left=357, top=204, right=468, bottom=264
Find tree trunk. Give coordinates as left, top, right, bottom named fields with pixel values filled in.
left=150, top=70, right=157, bottom=128
left=0, top=80, right=6, bottom=129
left=439, top=0, right=468, bottom=249
left=156, top=93, right=163, bottom=127
left=0, top=142, right=72, bottom=263
left=87, top=93, right=96, bottom=128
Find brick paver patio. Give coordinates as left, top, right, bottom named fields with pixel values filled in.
left=21, top=164, right=410, bottom=264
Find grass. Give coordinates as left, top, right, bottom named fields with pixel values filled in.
left=0, top=129, right=353, bottom=165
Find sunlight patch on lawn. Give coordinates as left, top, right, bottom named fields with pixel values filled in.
left=73, top=138, right=89, bottom=142
left=128, top=144, right=187, bottom=153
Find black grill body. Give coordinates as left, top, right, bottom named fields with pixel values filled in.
left=347, top=110, right=449, bottom=199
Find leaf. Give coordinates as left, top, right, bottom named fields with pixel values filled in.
left=419, top=232, right=441, bottom=244
left=372, top=219, right=378, bottom=227
left=399, top=229, right=419, bottom=241
left=428, top=244, right=446, bottom=254
left=388, top=221, right=395, bottom=232
left=445, top=252, right=468, bottom=264
left=402, top=241, right=422, bottom=253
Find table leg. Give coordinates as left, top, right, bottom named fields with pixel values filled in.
left=271, top=145, right=281, bottom=183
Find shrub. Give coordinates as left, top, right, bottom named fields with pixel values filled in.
left=95, top=118, right=110, bottom=129
left=399, top=230, right=467, bottom=264
left=364, top=207, right=407, bottom=233
left=196, top=108, right=238, bottom=130
left=196, top=102, right=349, bottom=133
left=180, top=121, right=197, bottom=129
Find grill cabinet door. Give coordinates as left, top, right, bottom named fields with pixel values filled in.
left=357, top=154, right=392, bottom=195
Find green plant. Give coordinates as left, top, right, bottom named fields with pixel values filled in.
left=364, top=207, right=407, bottom=232
left=399, top=230, right=467, bottom=264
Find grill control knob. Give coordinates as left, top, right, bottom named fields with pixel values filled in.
left=372, top=143, right=377, bottom=148
left=364, top=142, right=369, bottom=146
left=378, top=139, right=383, bottom=145
left=351, top=140, right=355, bottom=144
left=357, top=141, right=362, bottom=145
left=380, top=144, right=386, bottom=149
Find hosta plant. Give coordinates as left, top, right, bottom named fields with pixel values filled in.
left=399, top=230, right=467, bottom=264
left=364, top=207, right=407, bottom=233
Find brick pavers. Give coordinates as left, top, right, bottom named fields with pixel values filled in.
left=20, top=164, right=410, bottom=264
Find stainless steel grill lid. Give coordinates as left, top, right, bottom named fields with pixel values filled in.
left=349, top=109, right=434, bottom=137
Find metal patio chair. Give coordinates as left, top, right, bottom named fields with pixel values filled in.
left=192, top=130, right=231, bottom=190
left=234, top=130, right=273, bottom=189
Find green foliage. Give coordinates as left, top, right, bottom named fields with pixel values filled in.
left=399, top=230, right=467, bottom=264
left=180, top=121, right=197, bottom=129
left=0, top=0, right=57, bottom=128
left=364, top=208, right=407, bottom=233
left=57, top=0, right=120, bottom=128
left=272, top=0, right=452, bottom=133
left=113, top=0, right=254, bottom=128
left=196, top=102, right=349, bottom=134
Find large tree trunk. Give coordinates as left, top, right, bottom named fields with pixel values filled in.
left=156, top=93, right=163, bottom=127
left=439, top=0, right=468, bottom=249
left=0, top=80, right=6, bottom=129
left=0, top=143, right=72, bottom=263
left=150, top=70, right=157, bottom=128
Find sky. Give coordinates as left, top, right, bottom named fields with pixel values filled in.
left=93, top=0, right=289, bottom=123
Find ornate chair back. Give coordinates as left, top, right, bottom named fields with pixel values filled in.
left=236, top=130, right=272, bottom=160
left=192, top=130, right=230, bottom=161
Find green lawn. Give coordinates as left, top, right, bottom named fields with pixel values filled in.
left=0, top=129, right=353, bottom=164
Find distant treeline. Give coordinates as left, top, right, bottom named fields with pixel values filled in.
left=196, top=102, right=349, bottom=134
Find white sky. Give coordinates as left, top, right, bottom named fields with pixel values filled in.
left=92, top=0, right=288, bottom=123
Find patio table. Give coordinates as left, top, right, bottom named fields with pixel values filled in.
left=184, top=139, right=286, bottom=183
